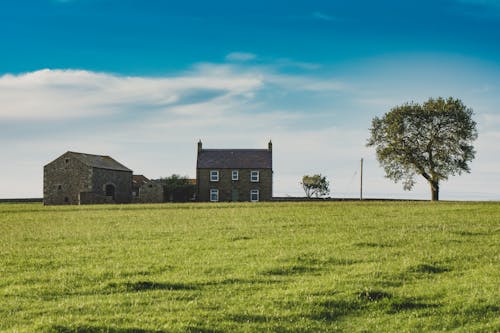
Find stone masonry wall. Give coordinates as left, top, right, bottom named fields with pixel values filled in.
left=91, top=168, right=133, bottom=204
left=44, top=153, right=92, bottom=205
left=197, top=168, right=272, bottom=202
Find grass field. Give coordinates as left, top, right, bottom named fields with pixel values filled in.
left=0, top=201, right=499, bottom=333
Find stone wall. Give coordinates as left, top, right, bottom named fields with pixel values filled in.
left=136, top=181, right=164, bottom=203
left=91, top=168, right=133, bottom=204
left=79, top=192, right=114, bottom=204
left=197, top=168, right=272, bottom=202
left=44, top=153, right=92, bottom=205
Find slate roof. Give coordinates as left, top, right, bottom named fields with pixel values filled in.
left=133, top=175, right=150, bottom=188
left=68, top=151, right=132, bottom=172
left=197, top=149, right=272, bottom=169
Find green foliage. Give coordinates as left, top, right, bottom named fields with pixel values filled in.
left=1, top=201, right=499, bottom=332
left=161, top=174, right=195, bottom=202
left=300, top=174, right=330, bottom=198
left=367, top=97, right=478, bottom=200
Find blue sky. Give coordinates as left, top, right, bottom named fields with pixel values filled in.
left=1, top=0, right=499, bottom=199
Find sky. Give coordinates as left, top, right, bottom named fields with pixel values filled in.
left=1, top=0, right=499, bottom=200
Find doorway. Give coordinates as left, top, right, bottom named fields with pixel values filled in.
left=105, top=184, right=116, bottom=201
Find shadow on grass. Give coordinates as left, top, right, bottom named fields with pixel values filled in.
left=385, top=298, right=441, bottom=313
left=107, top=280, right=199, bottom=292
left=311, top=299, right=364, bottom=321
left=357, top=289, right=392, bottom=302
left=43, top=326, right=166, bottom=333
left=295, top=254, right=359, bottom=266
left=353, top=242, right=393, bottom=248
left=408, top=264, right=450, bottom=274
left=227, top=313, right=274, bottom=323
left=260, top=264, right=318, bottom=276
left=203, top=277, right=284, bottom=286
left=185, top=326, right=225, bottom=333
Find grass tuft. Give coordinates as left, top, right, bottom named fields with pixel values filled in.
left=357, top=289, right=392, bottom=302
left=408, top=264, right=450, bottom=274
left=107, top=281, right=199, bottom=292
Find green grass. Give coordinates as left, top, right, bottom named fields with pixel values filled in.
left=0, top=201, right=499, bottom=332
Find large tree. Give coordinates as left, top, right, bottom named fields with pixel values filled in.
left=367, top=97, right=478, bottom=201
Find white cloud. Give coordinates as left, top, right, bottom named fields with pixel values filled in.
left=225, top=52, right=257, bottom=62
left=0, top=68, right=262, bottom=120
left=1, top=56, right=499, bottom=201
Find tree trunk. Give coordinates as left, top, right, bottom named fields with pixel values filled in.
left=430, top=181, right=439, bottom=201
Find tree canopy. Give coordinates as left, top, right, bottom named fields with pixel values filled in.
left=301, top=174, right=330, bottom=198
left=161, top=174, right=195, bottom=202
left=367, top=97, right=478, bottom=201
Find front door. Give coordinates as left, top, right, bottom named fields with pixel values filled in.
left=231, top=189, right=239, bottom=202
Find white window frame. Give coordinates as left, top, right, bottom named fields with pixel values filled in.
left=250, top=170, right=260, bottom=182
left=232, top=170, right=239, bottom=181
left=210, top=170, right=219, bottom=182
left=210, top=189, right=219, bottom=202
left=250, top=189, right=259, bottom=202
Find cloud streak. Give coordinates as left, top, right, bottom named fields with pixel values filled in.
left=0, top=56, right=499, bottom=201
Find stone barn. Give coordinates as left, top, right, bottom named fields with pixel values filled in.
left=196, top=141, right=273, bottom=202
left=44, top=151, right=133, bottom=205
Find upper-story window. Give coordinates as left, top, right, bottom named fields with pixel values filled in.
left=232, top=170, right=239, bottom=181
left=250, top=170, right=260, bottom=182
left=210, top=170, right=219, bottom=182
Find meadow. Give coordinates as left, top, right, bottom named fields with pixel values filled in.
left=0, top=201, right=498, bottom=333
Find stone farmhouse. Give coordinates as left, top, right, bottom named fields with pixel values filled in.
left=44, top=141, right=274, bottom=205
left=196, top=141, right=273, bottom=202
left=43, top=151, right=133, bottom=205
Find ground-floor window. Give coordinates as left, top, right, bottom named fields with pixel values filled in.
left=210, top=189, right=219, bottom=202
left=250, top=189, right=259, bottom=202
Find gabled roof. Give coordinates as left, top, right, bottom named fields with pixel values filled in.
left=197, top=149, right=272, bottom=169
left=133, top=175, right=150, bottom=187
left=67, top=151, right=132, bottom=172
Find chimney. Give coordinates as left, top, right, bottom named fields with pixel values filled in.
left=268, top=140, right=272, bottom=152
left=197, top=140, right=203, bottom=153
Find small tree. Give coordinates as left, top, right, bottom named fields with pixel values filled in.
left=161, top=174, right=195, bottom=202
left=301, top=174, right=330, bottom=198
left=367, top=97, right=478, bottom=201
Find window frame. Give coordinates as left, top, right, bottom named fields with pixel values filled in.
left=250, top=170, right=260, bottom=182
left=210, top=189, right=219, bottom=202
left=210, top=170, right=219, bottom=182
left=232, top=170, right=239, bottom=181
left=250, top=189, right=259, bottom=202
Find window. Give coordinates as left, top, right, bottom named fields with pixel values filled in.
left=210, top=189, right=219, bottom=202
left=250, top=170, right=260, bottom=182
left=232, top=170, right=239, bottom=181
left=210, top=170, right=219, bottom=182
left=65, top=158, right=70, bottom=164
left=250, top=189, right=259, bottom=202
left=57, top=184, right=62, bottom=190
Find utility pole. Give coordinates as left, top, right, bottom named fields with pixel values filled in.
left=360, top=158, right=364, bottom=200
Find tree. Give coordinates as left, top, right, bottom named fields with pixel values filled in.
left=161, top=174, right=195, bottom=202
left=367, top=97, right=478, bottom=201
left=301, top=174, right=330, bottom=198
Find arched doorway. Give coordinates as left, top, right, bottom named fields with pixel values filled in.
left=105, top=184, right=116, bottom=201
